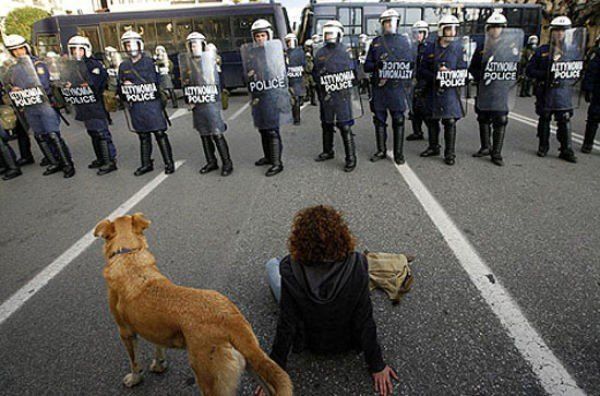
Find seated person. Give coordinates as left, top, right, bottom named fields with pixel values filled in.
left=256, top=205, right=398, bottom=396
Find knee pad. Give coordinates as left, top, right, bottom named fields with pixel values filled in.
left=554, top=111, right=571, bottom=124
left=153, top=130, right=167, bottom=138
left=493, top=115, right=508, bottom=128
left=442, top=118, right=456, bottom=128
left=477, top=113, right=492, bottom=124
left=392, top=116, right=405, bottom=128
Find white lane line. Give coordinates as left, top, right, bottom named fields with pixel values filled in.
left=390, top=157, right=586, bottom=396
left=228, top=102, right=250, bottom=121
left=0, top=160, right=186, bottom=327
left=169, top=108, right=190, bottom=120
left=300, top=102, right=310, bottom=111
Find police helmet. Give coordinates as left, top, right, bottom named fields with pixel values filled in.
left=323, top=20, right=344, bottom=44
left=379, top=9, right=400, bottom=34
left=186, top=32, right=207, bottom=56
left=67, top=35, right=92, bottom=60
left=120, top=30, right=144, bottom=56
left=251, top=19, right=273, bottom=41
left=285, top=33, right=298, bottom=49
left=3, top=35, right=30, bottom=55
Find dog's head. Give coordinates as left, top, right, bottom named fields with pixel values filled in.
left=94, top=213, right=151, bottom=260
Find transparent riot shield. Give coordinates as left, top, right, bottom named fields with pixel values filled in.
left=545, top=27, right=586, bottom=111
left=314, top=41, right=363, bottom=123
left=476, top=28, right=524, bottom=112
left=56, top=58, right=100, bottom=120
left=241, top=40, right=292, bottom=130
left=1, top=56, right=51, bottom=111
left=432, top=36, right=469, bottom=119
left=178, top=51, right=225, bottom=135
left=286, top=47, right=307, bottom=98
left=373, top=33, right=417, bottom=112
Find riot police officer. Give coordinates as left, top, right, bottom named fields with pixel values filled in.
left=364, top=9, right=415, bottom=165
left=241, top=19, right=291, bottom=177
left=3, top=34, right=75, bottom=178
left=63, top=35, right=117, bottom=175
left=0, top=123, right=22, bottom=180
left=519, top=35, right=538, bottom=97
left=303, top=39, right=318, bottom=106
left=0, top=78, right=34, bottom=166
left=285, top=33, right=306, bottom=125
left=406, top=20, right=430, bottom=141
left=313, top=20, right=362, bottom=172
left=118, top=31, right=175, bottom=175
left=526, top=16, right=584, bottom=163
left=582, top=35, right=599, bottom=154
left=180, top=32, right=233, bottom=176
left=469, top=13, right=523, bottom=166
left=419, top=15, right=467, bottom=166
left=357, top=33, right=371, bottom=96
left=154, top=46, right=178, bottom=109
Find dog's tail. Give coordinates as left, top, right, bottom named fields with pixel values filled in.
left=231, top=326, right=293, bottom=396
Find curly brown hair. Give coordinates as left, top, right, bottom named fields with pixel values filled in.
left=288, top=205, right=356, bottom=265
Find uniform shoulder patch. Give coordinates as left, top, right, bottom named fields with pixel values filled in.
left=92, top=68, right=100, bottom=74
left=37, top=67, right=45, bottom=75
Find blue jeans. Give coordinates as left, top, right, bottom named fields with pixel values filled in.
left=266, top=257, right=281, bottom=303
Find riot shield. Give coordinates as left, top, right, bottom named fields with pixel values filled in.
left=314, top=42, right=363, bottom=123
left=241, top=40, right=292, bottom=130
left=432, top=37, right=469, bottom=119
left=373, top=33, right=417, bottom=112
left=56, top=58, right=101, bottom=120
left=286, top=47, right=307, bottom=98
left=178, top=51, right=225, bottom=135
left=1, top=56, right=51, bottom=111
left=545, top=27, right=586, bottom=111
left=476, top=28, right=524, bottom=112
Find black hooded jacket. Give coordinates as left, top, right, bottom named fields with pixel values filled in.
left=269, top=252, right=385, bottom=373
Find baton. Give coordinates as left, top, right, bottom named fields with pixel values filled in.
left=55, top=108, right=71, bottom=126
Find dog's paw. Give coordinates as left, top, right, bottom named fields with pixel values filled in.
left=122, top=372, right=143, bottom=387
left=150, top=359, right=168, bottom=374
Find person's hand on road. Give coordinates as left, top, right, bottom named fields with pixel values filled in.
left=372, top=365, right=399, bottom=396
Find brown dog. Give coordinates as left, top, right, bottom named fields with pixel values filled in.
left=94, top=213, right=293, bottom=396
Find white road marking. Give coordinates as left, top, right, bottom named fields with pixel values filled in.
left=509, top=112, right=600, bottom=151
left=0, top=160, right=186, bottom=327
left=300, top=102, right=310, bottom=111
left=228, top=102, right=250, bottom=121
left=168, top=108, right=190, bottom=120
left=390, top=156, right=586, bottom=396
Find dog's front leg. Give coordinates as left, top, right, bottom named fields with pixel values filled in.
left=120, top=333, right=143, bottom=387
left=150, top=345, right=168, bottom=374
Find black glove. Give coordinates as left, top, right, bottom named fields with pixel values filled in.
left=584, top=91, right=592, bottom=103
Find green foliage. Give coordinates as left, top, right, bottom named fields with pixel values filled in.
left=3, top=7, right=51, bottom=43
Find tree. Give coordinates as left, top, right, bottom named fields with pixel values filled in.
left=3, top=7, right=51, bottom=43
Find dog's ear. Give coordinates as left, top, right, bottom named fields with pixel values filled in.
left=94, top=219, right=115, bottom=240
left=132, top=212, right=151, bottom=234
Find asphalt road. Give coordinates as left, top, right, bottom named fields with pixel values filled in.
left=0, top=92, right=598, bottom=396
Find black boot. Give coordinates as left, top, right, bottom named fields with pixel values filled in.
left=420, top=120, right=441, bottom=157
left=134, top=133, right=154, bottom=176
left=581, top=119, right=598, bottom=154
left=310, top=87, right=317, bottom=106
left=0, top=140, right=21, bottom=180
left=473, top=122, right=491, bottom=157
left=199, top=135, right=219, bottom=174
left=537, top=116, right=551, bottom=157
left=340, top=125, right=357, bottom=172
left=265, top=131, right=283, bottom=177
left=370, top=124, right=387, bottom=162
left=556, top=116, right=577, bottom=163
left=97, top=139, right=117, bottom=175
left=443, top=119, right=457, bottom=166
left=88, top=134, right=103, bottom=169
left=315, top=124, right=335, bottom=161
left=407, top=113, right=424, bottom=141
left=491, top=116, right=507, bottom=166
left=154, top=131, right=175, bottom=174
left=213, top=135, right=233, bottom=177
left=255, top=131, right=271, bottom=166
left=48, top=132, right=75, bottom=178
left=292, top=100, right=301, bottom=125
left=15, top=122, right=34, bottom=166
left=392, top=117, right=405, bottom=165
left=37, top=135, right=61, bottom=175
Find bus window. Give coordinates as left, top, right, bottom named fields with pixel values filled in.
left=405, top=8, right=422, bottom=26
left=338, top=7, right=362, bottom=35
left=175, top=19, right=193, bottom=50
left=423, top=7, right=441, bottom=30
left=314, top=18, right=328, bottom=35
left=136, top=21, right=157, bottom=48
left=77, top=26, right=101, bottom=55
left=366, top=17, right=380, bottom=36
left=522, top=8, right=539, bottom=27
left=101, top=24, right=119, bottom=50
left=194, top=17, right=231, bottom=51
left=36, top=34, right=60, bottom=57
left=504, top=7, right=521, bottom=27
left=463, top=8, right=480, bottom=35
left=156, top=20, right=176, bottom=53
